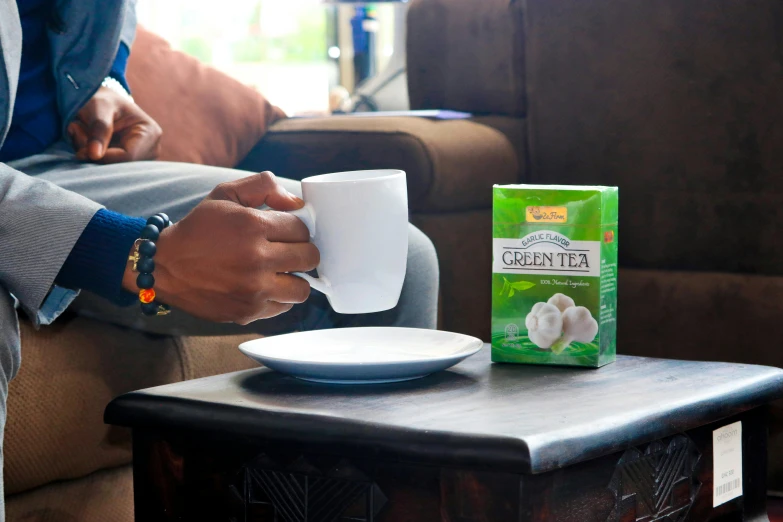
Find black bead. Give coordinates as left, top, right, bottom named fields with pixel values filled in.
left=141, top=302, right=159, bottom=316
left=138, top=240, right=157, bottom=257
left=136, top=257, right=155, bottom=274
left=146, top=215, right=166, bottom=231
left=136, top=273, right=155, bottom=289
left=156, top=213, right=171, bottom=228
left=140, top=224, right=160, bottom=241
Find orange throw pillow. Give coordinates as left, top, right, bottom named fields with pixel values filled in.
left=126, top=26, right=286, bottom=167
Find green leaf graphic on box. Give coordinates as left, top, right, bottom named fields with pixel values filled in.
left=501, top=278, right=535, bottom=297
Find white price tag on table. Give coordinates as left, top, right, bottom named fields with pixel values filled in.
left=713, top=421, right=743, bottom=507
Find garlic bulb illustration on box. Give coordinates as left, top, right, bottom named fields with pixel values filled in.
left=525, top=293, right=598, bottom=355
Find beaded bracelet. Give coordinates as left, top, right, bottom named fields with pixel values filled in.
left=128, top=213, right=172, bottom=316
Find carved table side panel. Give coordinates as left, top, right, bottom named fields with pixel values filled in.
left=132, top=408, right=768, bottom=522
left=523, top=408, right=767, bottom=522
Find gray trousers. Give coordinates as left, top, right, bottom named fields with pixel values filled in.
left=0, top=145, right=439, bottom=517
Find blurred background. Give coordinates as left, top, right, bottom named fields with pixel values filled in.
left=136, top=0, right=406, bottom=116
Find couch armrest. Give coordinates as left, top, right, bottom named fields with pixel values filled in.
left=237, top=115, right=524, bottom=213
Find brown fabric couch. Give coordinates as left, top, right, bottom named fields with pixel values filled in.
left=6, top=318, right=259, bottom=521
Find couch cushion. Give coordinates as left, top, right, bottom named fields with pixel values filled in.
left=406, top=0, right=526, bottom=117
left=240, top=115, right=523, bottom=212
left=126, top=26, right=286, bottom=167
left=523, top=0, right=783, bottom=276
left=618, top=268, right=783, bottom=367
left=6, top=465, right=133, bottom=522
left=412, top=210, right=492, bottom=341
left=6, top=315, right=257, bottom=495
left=616, top=268, right=783, bottom=490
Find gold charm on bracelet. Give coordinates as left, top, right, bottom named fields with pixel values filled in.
left=127, top=239, right=145, bottom=272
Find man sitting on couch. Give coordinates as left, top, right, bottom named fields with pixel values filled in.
left=0, top=0, right=438, bottom=518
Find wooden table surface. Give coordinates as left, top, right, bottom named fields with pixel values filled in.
left=106, top=345, right=783, bottom=474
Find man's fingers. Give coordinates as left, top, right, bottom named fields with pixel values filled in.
left=82, top=100, right=116, bottom=161
left=87, top=121, right=112, bottom=160
left=241, top=301, right=295, bottom=324
left=209, top=172, right=304, bottom=210
left=67, top=122, right=89, bottom=151
left=111, top=118, right=162, bottom=162
left=100, top=135, right=145, bottom=164
left=264, top=274, right=313, bottom=304
left=262, top=301, right=296, bottom=318
left=260, top=242, right=320, bottom=272
left=260, top=211, right=312, bottom=243
left=99, top=147, right=132, bottom=164
left=97, top=123, right=162, bottom=164
left=123, top=130, right=160, bottom=161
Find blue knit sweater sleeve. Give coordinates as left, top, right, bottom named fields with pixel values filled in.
left=109, top=43, right=131, bottom=93
left=55, top=209, right=146, bottom=306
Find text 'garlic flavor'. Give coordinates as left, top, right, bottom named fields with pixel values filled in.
left=492, top=184, right=618, bottom=367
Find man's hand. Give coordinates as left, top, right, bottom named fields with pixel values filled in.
left=122, top=172, right=320, bottom=324
left=68, top=86, right=162, bottom=164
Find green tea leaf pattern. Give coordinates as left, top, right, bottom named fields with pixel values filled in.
left=500, top=277, right=535, bottom=298
left=509, top=280, right=535, bottom=291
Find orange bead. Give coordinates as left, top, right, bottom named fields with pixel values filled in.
left=139, top=288, right=156, bottom=304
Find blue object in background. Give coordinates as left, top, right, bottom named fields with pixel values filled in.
left=351, top=6, right=377, bottom=84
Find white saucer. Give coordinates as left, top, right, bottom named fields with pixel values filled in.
left=238, top=327, right=483, bottom=384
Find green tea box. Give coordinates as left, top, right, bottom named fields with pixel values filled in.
left=492, top=185, right=618, bottom=367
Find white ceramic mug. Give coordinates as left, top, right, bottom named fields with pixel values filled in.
left=287, top=169, right=408, bottom=314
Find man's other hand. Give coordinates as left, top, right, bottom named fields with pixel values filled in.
left=122, top=173, right=320, bottom=324
left=68, top=86, right=162, bottom=164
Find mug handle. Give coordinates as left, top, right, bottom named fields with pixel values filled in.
left=291, top=271, right=332, bottom=296
left=286, top=206, right=333, bottom=296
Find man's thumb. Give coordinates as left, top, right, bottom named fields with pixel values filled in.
left=84, top=103, right=115, bottom=161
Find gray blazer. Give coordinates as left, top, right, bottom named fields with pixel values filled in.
left=0, top=0, right=137, bottom=324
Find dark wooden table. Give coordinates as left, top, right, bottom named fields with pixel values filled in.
left=105, top=345, right=783, bottom=521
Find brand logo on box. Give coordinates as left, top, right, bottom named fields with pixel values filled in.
left=526, top=206, right=567, bottom=223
